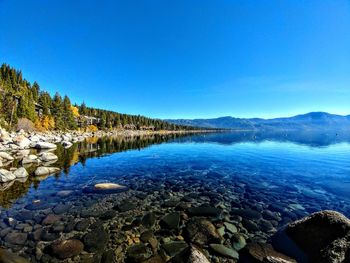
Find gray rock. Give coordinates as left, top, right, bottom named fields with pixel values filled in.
left=185, top=218, right=222, bottom=246
left=0, top=248, right=29, bottom=263
left=13, top=167, right=28, bottom=178
left=34, top=166, right=60, bottom=176
left=162, top=241, right=188, bottom=257
left=5, top=232, right=28, bottom=245
left=0, top=169, right=15, bottom=182
left=49, top=239, right=84, bottom=259
left=209, top=244, right=239, bottom=259
left=160, top=212, right=180, bottom=230
left=39, top=152, right=58, bottom=162
left=126, top=243, right=152, bottom=262
left=83, top=226, right=109, bottom=253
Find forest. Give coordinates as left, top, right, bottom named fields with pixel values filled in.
left=0, top=64, right=193, bottom=131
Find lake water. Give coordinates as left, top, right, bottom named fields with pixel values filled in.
left=1, top=131, right=350, bottom=262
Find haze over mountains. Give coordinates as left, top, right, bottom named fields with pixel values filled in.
left=167, top=112, right=350, bottom=130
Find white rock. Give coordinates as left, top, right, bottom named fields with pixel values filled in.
left=13, top=135, right=31, bottom=148
left=0, top=160, right=2, bottom=167
left=62, top=141, right=73, bottom=148
left=34, top=166, right=60, bottom=176
left=40, top=152, right=58, bottom=162
left=13, top=167, right=28, bottom=178
left=22, top=154, right=38, bottom=164
left=0, top=169, right=16, bottom=182
left=29, top=135, right=41, bottom=142
left=34, top=142, right=57, bottom=149
left=0, top=152, right=14, bottom=161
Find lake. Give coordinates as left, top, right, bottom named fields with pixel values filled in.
left=1, top=131, right=349, bottom=262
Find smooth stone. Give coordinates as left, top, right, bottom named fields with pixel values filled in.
left=40, top=152, right=58, bottom=162
left=126, top=243, right=152, bottom=262
left=140, top=230, right=154, bottom=243
left=13, top=167, right=28, bottom=178
left=232, top=234, right=246, bottom=251
left=34, top=166, right=60, bottom=176
left=0, top=248, right=29, bottom=263
left=142, top=212, right=156, bottom=228
left=185, top=218, right=222, bottom=246
left=49, top=239, right=84, bottom=259
left=0, top=169, right=15, bottom=182
left=99, top=210, right=117, bottom=220
left=53, top=203, right=71, bottom=214
left=0, top=152, right=14, bottom=161
left=160, top=212, right=180, bottom=230
left=83, top=226, right=109, bottom=253
left=42, top=214, right=61, bottom=225
left=115, top=200, right=136, bottom=212
left=162, top=241, right=188, bottom=257
left=40, top=230, right=59, bottom=241
left=209, top=244, right=239, bottom=259
left=13, top=135, right=31, bottom=148
left=34, top=142, right=57, bottom=149
left=240, top=242, right=296, bottom=263
left=4, top=232, right=28, bottom=245
left=75, top=219, right=91, bottom=231
left=83, top=183, right=128, bottom=194
left=188, top=205, right=222, bottom=217
left=224, top=222, right=237, bottom=234
left=231, top=208, right=262, bottom=220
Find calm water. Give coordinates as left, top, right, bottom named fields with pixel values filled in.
left=1, top=131, right=350, bottom=261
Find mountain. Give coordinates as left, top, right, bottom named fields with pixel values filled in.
left=167, top=112, right=350, bottom=131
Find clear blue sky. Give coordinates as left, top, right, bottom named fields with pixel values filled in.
left=1, top=0, right=350, bottom=119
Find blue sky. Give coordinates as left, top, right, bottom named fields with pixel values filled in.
left=1, top=0, right=350, bottom=119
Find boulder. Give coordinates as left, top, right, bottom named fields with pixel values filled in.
left=0, top=169, right=15, bottom=182
left=34, top=166, right=60, bottom=176
left=83, top=182, right=128, bottom=194
left=22, top=154, right=38, bottom=164
left=34, top=142, right=57, bottom=149
left=40, top=152, right=58, bottom=162
left=13, top=135, right=31, bottom=148
left=185, top=218, right=222, bottom=246
left=49, top=239, right=84, bottom=259
left=272, top=210, right=350, bottom=263
left=13, top=167, right=28, bottom=178
left=0, top=152, right=14, bottom=161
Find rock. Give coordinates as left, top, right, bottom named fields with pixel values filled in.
left=188, top=205, right=221, bottom=217
left=142, top=212, right=156, bottom=228
left=21, top=154, right=38, bottom=164
left=83, top=226, right=109, bottom=252
left=0, top=169, right=15, bottom=182
left=272, top=210, right=350, bottom=263
left=240, top=243, right=296, bottom=263
left=40, top=152, right=58, bottom=162
left=170, top=245, right=210, bottom=263
left=0, top=248, right=30, bottom=263
left=42, top=214, right=61, bottom=225
left=160, top=212, right=180, bottom=230
left=0, top=152, right=14, bottom=161
left=126, top=243, right=152, bottom=262
left=49, top=239, right=84, bottom=259
left=34, top=166, right=60, bottom=176
left=13, top=167, right=28, bottom=178
left=185, top=218, right=222, bottom=246
left=140, top=230, right=155, bottom=243
left=4, top=232, right=27, bottom=245
left=13, top=135, right=31, bottom=148
left=83, top=182, right=128, bottom=194
left=53, top=203, right=71, bottom=214
left=231, top=208, right=262, bottom=220
left=34, top=142, right=57, bottom=149
left=75, top=219, right=91, bottom=231
left=101, top=250, right=115, bottom=263
left=62, top=141, right=73, bottom=148
left=162, top=241, right=188, bottom=257
left=224, top=222, right=237, bottom=234
left=209, top=244, right=239, bottom=260
left=142, top=255, right=165, bottom=263
left=99, top=210, right=117, bottom=220
left=115, top=200, right=136, bottom=212
left=232, top=233, right=246, bottom=251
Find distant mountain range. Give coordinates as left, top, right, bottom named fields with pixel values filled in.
left=167, top=112, right=350, bottom=130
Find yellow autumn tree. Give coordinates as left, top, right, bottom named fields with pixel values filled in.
left=71, top=106, right=80, bottom=117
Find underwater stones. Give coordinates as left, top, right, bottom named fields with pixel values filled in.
left=42, top=214, right=61, bottom=225
left=140, top=230, right=155, bottom=243
left=13, top=167, right=28, bottom=178
left=0, top=248, right=29, bottom=263
left=162, top=241, right=188, bottom=257
left=231, top=208, right=262, bottom=220
left=126, top=243, right=152, bottom=262
left=99, top=210, right=117, bottom=220
left=224, top=222, right=237, bottom=234
left=34, top=142, right=57, bottom=149
left=185, top=218, right=221, bottom=246
left=83, top=226, right=109, bottom=253
left=160, top=212, right=180, bottom=230
left=34, top=166, right=60, bottom=176
left=4, top=232, right=28, bottom=245
left=49, top=239, right=84, bottom=259
left=142, top=212, right=156, bottom=228
left=187, top=205, right=221, bottom=217
left=240, top=242, right=296, bottom=263
left=115, top=200, right=136, bottom=212
left=53, top=203, right=71, bottom=214
left=272, top=210, right=350, bottom=263
left=209, top=244, right=239, bottom=260
left=74, top=219, right=90, bottom=231
left=231, top=233, right=246, bottom=251
left=0, top=169, right=15, bottom=182
left=83, top=183, right=128, bottom=194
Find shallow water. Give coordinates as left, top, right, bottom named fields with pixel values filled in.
left=1, top=131, right=350, bottom=262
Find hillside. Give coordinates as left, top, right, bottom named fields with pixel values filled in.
left=0, top=64, right=193, bottom=131
left=167, top=112, right=350, bottom=131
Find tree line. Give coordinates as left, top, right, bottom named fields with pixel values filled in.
left=0, top=64, right=194, bottom=131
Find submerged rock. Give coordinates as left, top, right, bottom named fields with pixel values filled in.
left=49, top=239, right=84, bottom=259
left=185, top=218, right=222, bottom=246
left=83, top=182, right=128, bottom=194
left=188, top=205, right=221, bottom=217
left=126, top=243, right=152, bottom=262
left=0, top=248, right=29, bottom=263
left=83, top=226, right=109, bottom=252
left=240, top=242, right=296, bottom=263
left=162, top=241, right=188, bottom=257
left=160, top=212, right=180, bottom=230
left=272, top=210, right=350, bottom=263
left=209, top=244, right=239, bottom=259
